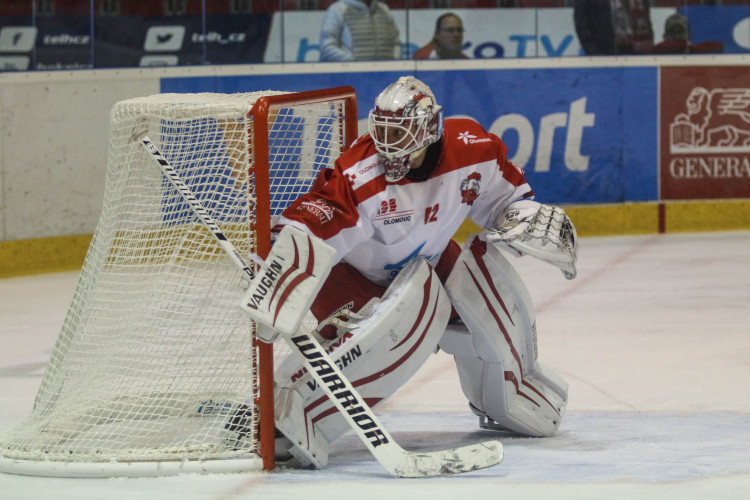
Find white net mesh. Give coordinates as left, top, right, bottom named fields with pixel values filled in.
left=0, top=91, right=351, bottom=476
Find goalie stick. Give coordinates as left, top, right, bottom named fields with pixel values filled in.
left=140, top=135, right=503, bottom=478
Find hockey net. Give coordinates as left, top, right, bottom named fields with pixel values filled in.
left=0, top=88, right=358, bottom=477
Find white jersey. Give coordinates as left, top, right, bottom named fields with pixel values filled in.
left=275, top=118, right=533, bottom=286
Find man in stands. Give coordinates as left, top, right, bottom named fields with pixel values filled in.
left=413, top=13, right=469, bottom=60
left=241, top=76, right=577, bottom=468
left=649, top=13, right=723, bottom=54
left=320, top=0, right=401, bottom=61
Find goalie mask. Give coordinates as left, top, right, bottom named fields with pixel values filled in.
left=368, top=76, right=444, bottom=182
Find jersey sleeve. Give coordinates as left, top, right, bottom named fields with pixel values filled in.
left=467, top=129, right=535, bottom=229
left=273, top=163, right=374, bottom=262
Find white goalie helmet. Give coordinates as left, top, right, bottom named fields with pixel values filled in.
left=368, top=76, right=444, bottom=182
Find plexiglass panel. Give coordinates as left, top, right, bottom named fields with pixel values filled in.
left=0, top=0, right=746, bottom=71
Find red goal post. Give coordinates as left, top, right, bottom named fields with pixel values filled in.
left=0, top=86, right=358, bottom=477
left=250, top=88, right=358, bottom=470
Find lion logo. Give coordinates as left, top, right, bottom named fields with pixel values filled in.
left=670, top=87, right=750, bottom=153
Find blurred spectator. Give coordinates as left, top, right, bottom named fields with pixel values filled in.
left=649, top=13, right=724, bottom=54
left=413, top=13, right=469, bottom=60
left=574, top=0, right=654, bottom=55
left=320, top=0, right=401, bottom=62
left=665, top=13, right=690, bottom=42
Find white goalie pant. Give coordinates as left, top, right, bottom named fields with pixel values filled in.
left=441, top=235, right=568, bottom=437
left=274, top=257, right=451, bottom=468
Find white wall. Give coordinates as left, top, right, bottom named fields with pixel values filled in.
left=0, top=70, right=158, bottom=240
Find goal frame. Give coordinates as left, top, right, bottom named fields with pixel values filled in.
left=0, top=86, right=359, bottom=477
left=250, top=87, right=358, bottom=470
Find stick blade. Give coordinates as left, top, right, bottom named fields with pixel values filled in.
left=388, top=440, right=503, bottom=478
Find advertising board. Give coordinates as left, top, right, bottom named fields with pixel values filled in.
left=163, top=66, right=659, bottom=205
left=660, top=65, right=750, bottom=200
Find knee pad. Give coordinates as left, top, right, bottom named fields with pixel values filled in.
left=274, top=257, right=451, bottom=467
left=441, top=235, right=568, bottom=437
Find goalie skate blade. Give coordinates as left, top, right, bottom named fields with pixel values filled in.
left=386, top=440, right=503, bottom=478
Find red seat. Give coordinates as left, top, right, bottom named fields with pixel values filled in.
left=252, top=0, right=307, bottom=12
left=517, top=0, right=565, bottom=7
left=463, top=1, right=501, bottom=7
left=49, top=0, right=91, bottom=15
left=186, top=0, right=231, bottom=14
left=111, top=1, right=165, bottom=16
left=0, top=3, right=33, bottom=16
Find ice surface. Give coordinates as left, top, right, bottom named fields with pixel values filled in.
left=1, top=232, right=749, bottom=499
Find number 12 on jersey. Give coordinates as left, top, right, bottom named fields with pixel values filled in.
left=424, top=204, right=439, bottom=224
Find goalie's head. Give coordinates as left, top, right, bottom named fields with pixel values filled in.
left=368, top=76, right=443, bottom=182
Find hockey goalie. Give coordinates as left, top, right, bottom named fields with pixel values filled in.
left=240, top=76, right=578, bottom=468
